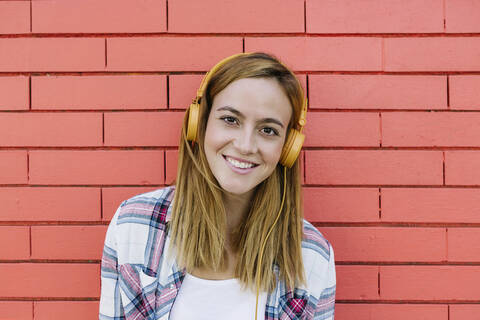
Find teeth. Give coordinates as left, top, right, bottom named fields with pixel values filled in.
left=226, top=156, right=255, bottom=169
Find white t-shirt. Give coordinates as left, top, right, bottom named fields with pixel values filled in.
left=169, top=273, right=267, bottom=320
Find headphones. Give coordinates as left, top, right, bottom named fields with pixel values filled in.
left=186, top=52, right=307, bottom=168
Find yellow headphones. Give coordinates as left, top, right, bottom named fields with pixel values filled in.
left=186, top=52, right=307, bottom=168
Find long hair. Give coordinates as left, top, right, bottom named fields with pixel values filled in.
left=168, top=52, right=305, bottom=292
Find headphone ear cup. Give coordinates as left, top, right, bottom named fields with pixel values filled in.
left=279, top=129, right=305, bottom=168
left=186, top=102, right=200, bottom=142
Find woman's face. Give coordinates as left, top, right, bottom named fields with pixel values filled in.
left=204, top=77, right=293, bottom=196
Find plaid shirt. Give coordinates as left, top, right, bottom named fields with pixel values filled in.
left=99, top=186, right=336, bottom=320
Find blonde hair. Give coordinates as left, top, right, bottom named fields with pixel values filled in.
left=169, top=52, right=305, bottom=292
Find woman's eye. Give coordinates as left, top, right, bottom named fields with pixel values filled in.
left=221, top=116, right=238, bottom=125
left=261, top=127, right=279, bottom=136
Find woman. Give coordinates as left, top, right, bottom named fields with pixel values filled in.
left=99, top=52, right=336, bottom=320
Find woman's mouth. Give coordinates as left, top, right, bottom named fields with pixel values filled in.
left=223, top=155, right=259, bottom=174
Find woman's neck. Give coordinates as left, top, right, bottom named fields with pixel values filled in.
left=222, top=188, right=255, bottom=235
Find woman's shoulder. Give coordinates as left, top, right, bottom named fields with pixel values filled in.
left=115, top=185, right=176, bottom=226
left=301, top=219, right=333, bottom=265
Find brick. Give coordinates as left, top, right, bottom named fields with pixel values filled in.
left=169, top=75, right=204, bottom=109
left=304, top=112, right=379, bottom=147
left=305, top=150, right=443, bottom=185
left=450, top=76, right=480, bottom=110
left=318, top=227, right=446, bottom=262
left=448, top=228, right=480, bottom=262
left=309, top=75, right=447, bottom=110
left=32, top=75, right=167, bottom=110
left=445, top=151, right=480, bottom=185
left=335, top=304, right=448, bottom=320
left=0, top=151, right=27, bottom=184
left=385, top=38, right=480, bottom=72
left=303, top=187, right=379, bottom=222
left=0, top=76, right=29, bottom=110
left=0, top=187, right=100, bottom=221
left=165, top=149, right=179, bottom=185
left=0, top=227, right=30, bottom=259
left=0, top=113, right=102, bottom=147
left=104, top=111, right=184, bottom=147
left=0, top=263, right=99, bottom=298
left=380, top=266, right=480, bottom=300
left=35, top=301, right=99, bottom=320
left=336, top=266, right=379, bottom=300
left=382, top=112, right=480, bottom=147
left=32, top=225, right=108, bottom=260
left=246, top=37, right=382, bottom=71
left=307, top=0, right=443, bottom=33
left=102, top=187, right=159, bottom=221
left=29, top=150, right=164, bottom=185
left=450, top=305, right=480, bottom=320
left=169, top=0, right=303, bottom=33
left=382, top=188, right=480, bottom=223
left=0, top=301, right=32, bottom=320
left=107, top=37, right=242, bottom=71
left=32, top=0, right=166, bottom=33
left=0, top=1, right=30, bottom=34
left=446, top=0, right=480, bottom=33
left=0, top=38, right=105, bottom=72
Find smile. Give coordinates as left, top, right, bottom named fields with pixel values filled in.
left=223, top=155, right=259, bottom=173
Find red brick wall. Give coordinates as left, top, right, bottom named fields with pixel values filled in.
left=1, top=0, right=480, bottom=319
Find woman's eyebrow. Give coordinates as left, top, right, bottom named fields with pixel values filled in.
left=217, top=105, right=285, bottom=128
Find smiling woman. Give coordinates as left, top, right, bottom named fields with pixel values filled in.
left=99, top=52, right=336, bottom=320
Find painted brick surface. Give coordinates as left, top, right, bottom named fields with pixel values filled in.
left=0, top=187, right=100, bottom=221
left=335, top=304, right=448, bottom=320
left=0, top=1, right=30, bottom=34
left=169, top=0, right=303, bottom=33
left=34, top=301, right=99, bottom=320
left=107, top=37, right=242, bottom=71
left=31, top=226, right=108, bottom=260
left=380, top=266, right=480, bottom=300
left=0, top=264, right=99, bottom=297
left=382, top=188, right=480, bottom=223
left=1, top=1, right=478, bottom=318
left=446, top=0, right=480, bottom=33
left=304, top=112, right=380, bottom=147
left=305, top=150, right=443, bottom=185
left=29, top=150, right=164, bottom=185
left=0, top=227, right=30, bottom=260
left=0, top=112, right=102, bottom=147
left=309, top=75, right=447, bottom=109
left=318, top=227, right=447, bottom=262
left=303, top=187, right=379, bottom=222
left=449, top=76, right=480, bottom=110
left=104, top=111, right=183, bottom=146
left=382, top=112, right=480, bottom=147
left=32, top=75, right=167, bottom=110
left=0, top=151, right=28, bottom=184
left=0, top=76, right=29, bottom=110
left=307, top=0, right=443, bottom=33
left=0, top=302, right=32, bottom=320
left=246, top=37, right=382, bottom=71
left=0, top=38, right=105, bottom=72
left=385, top=37, right=480, bottom=71
left=32, top=0, right=166, bottom=33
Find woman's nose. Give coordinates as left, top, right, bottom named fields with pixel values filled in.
left=233, top=129, right=258, bottom=155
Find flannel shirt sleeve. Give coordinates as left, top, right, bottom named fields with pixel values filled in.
left=314, top=243, right=336, bottom=320
left=99, top=202, right=126, bottom=320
